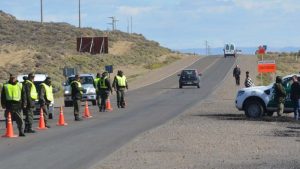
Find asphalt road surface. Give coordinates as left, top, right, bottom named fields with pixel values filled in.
left=0, top=56, right=236, bottom=169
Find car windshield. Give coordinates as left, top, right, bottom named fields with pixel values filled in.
left=181, top=70, right=197, bottom=78
left=67, top=76, right=94, bottom=85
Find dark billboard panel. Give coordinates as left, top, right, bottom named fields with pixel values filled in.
left=77, top=37, right=108, bottom=54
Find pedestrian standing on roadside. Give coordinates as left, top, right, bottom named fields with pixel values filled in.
left=23, top=73, right=37, bottom=133
left=113, top=70, right=128, bottom=108
left=39, top=77, right=53, bottom=128
left=233, top=65, right=241, bottom=86
left=97, top=72, right=113, bottom=112
left=1, top=74, right=26, bottom=136
left=71, top=75, right=84, bottom=121
left=290, top=75, right=300, bottom=120
left=273, top=76, right=286, bottom=117
left=244, top=71, right=254, bottom=88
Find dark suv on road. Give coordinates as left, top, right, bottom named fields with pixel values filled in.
left=178, top=69, right=201, bottom=88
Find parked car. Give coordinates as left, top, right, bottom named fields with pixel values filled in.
left=178, top=69, right=201, bottom=88
left=64, top=74, right=97, bottom=107
left=235, top=74, right=299, bottom=118
left=17, top=74, right=54, bottom=118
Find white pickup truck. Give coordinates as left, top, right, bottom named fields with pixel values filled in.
left=235, top=74, right=298, bottom=118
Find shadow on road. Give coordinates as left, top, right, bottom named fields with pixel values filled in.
left=193, top=113, right=300, bottom=123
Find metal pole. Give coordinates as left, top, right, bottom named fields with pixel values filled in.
left=40, top=0, right=43, bottom=23
left=79, top=0, right=81, bottom=28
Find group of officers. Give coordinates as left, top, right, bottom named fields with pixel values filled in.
left=1, top=73, right=53, bottom=137
left=70, top=70, right=128, bottom=121
left=1, top=70, right=128, bottom=136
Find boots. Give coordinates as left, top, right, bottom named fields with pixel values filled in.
left=26, top=124, right=36, bottom=133
left=75, top=115, right=82, bottom=121
left=18, top=127, right=26, bottom=137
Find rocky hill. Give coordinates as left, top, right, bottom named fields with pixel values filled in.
left=0, top=11, right=181, bottom=94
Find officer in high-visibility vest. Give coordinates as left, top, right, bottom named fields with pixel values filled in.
left=97, top=72, right=112, bottom=112
left=112, top=70, right=128, bottom=108
left=71, top=74, right=84, bottom=121
left=23, top=73, right=37, bottom=133
left=1, top=73, right=26, bottom=136
left=94, top=73, right=101, bottom=108
left=39, top=77, right=53, bottom=128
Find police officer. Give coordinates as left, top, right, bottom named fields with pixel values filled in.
left=23, top=73, right=37, bottom=133
left=1, top=74, right=26, bottom=136
left=113, top=70, right=128, bottom=108
left=274, top=76, right=286, bottom=117
left=71, top=75, right=84, bottom=121
left=94, top=73, right=101, bottom=108
left=39, top=77, right=53, bottom=128
left=97, top=72, right=112, bottom=112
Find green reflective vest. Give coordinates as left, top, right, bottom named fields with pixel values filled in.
left=26, top=80, right=38, bottom=100
left=4, top=83, right=22, bottom=101
left=71, top=81, right=83, bottom=94
left=99, top=77, right=108, bottom=89
left=94, top=78, right=100, bottom=91
left=41, top=83, right=54, bottom=102
left=116, top=76, right=126, bottom=87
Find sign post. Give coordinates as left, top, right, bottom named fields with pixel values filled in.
left=257, top=60, right=276, bottom=85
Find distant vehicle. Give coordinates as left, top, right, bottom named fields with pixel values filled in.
left=223, top=43, right=236, bottom=58
left=17, top=74, right=54, bottom=118
left=235, top=74, right=299, bottom=118
left=178, top=69, right=201, bottom=88
left=63, top=74, right=97, bottom=107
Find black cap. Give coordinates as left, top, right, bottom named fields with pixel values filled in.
left=246, top=71, right=249, bottom=74
left=9, top=73, right=16, bottom=78
left=28, top=72, right=35, bottom=78
left=45, top=77, right=51, bottom=81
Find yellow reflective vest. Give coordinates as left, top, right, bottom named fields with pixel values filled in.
left=41, top=83, right=54, bottom=102
left=116, top=76, right=126, bottom=87
left=26, top=80, right=38, bottom=100
left=71, top=81, right=83, bottom=94
left=4, top=83, right=22, bottom=101
left=99, top=77, right=108, bottom=89
left=94, top=78, right=100, bottom=91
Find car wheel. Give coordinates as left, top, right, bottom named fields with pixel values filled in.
left=244, top=100, right=264, bottom=118
left=64, top=101, right=73, bottom=107
left=179, top=84, right=182, bottom=88
left=266, top=111, right=274, bottom=117
left=92, top=100, right=97, bottom=106
left=197, top=84, right=200, bottom=88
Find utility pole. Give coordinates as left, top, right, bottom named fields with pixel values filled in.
left=79, top=0, right=81, bottom=28
left=130, top=16, right=133, bottom=34
left=40, top=0, right=43, bottom=24
left=127, top=18, right=129, bottom=33
left=108, top=16, right=118, bottom=31
left=205, top=40, right=208, bottom=56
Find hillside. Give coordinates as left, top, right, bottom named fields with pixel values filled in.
left=0, top=11, right=183, bottom=94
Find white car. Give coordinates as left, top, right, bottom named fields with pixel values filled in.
left=63, top=74, right=97, bottom=107
left=235, top=74, right=298, bottom=118
left=224, top=43, right=236, bottom=58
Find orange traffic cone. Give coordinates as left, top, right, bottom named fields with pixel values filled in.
left=2, top=112, right=18, bottom=138
left=37, top=108, right=48, bottom=130
left=83, top=101, right=92, bottom=118
left=106, top=98, right=113, bottom=111
left=57, top=106, right=68, bottom=126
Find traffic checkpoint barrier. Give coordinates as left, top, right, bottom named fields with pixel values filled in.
left=57, top=106, right=68, bottom=126
left=83, top=101, right=92, bottom=118
left=37, top=108, right=48, bottom=130
left=2, top=112, right=18, bottom=138
left=106, top=98, right=113, bottom=111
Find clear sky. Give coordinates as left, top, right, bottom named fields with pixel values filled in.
left=0, top=0, right=299, bottom=49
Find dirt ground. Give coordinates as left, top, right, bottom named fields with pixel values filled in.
left=94, top=56, right=300, bottom=169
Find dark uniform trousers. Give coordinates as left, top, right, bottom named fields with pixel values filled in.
left=5, top=108, right=23, bottom=129
left=116, top=89, right=125, bottom=107
left=99, top=90, right=109, bottom=111
left=73, top=99, right=81, bottom=117
left=24, top=107, right=34, bottom=128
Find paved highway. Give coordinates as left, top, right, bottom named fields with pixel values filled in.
left=0, top=56, right=236, bottom=169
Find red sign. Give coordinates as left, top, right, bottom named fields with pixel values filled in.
left=257, top=60, right=276, bottom=73
left=257, top=46, right=266, bottom=55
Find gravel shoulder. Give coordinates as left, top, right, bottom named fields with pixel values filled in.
left=94, top=56, right=300, bottom=169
